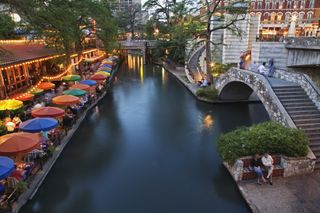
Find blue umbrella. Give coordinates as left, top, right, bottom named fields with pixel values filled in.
left=80, top=80, right=97, bottom=86
left=0, top=157, right=14, bottom=179
left=101, top=64, right=113, bottom=68
left=19, top=118, right=58, bottom=133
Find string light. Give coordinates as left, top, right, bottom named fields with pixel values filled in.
left=2, top=49, right=106, bottom=100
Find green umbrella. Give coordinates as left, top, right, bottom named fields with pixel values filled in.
left=61, top=75, right=81, bottom=82
left=30, top=88, right=44, bottom=95
left=63, top=89, right=86, bottom=97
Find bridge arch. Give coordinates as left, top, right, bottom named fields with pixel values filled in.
left=219, top=81, right=254, bottom=100
left=216, top=68, right=295, bottom=127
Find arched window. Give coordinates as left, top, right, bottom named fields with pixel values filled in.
left=298, top=12, right=305, bottom=24
left=277, top=12, right=283, bottom=23
left=285, top=12, right=291, bottom=24
left=270, top=12, right=277, bottom=22
left=307, top=11, right=313, bottom=23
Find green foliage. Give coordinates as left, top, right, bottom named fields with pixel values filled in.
left=210, top=63, right=233, bottom=77
left=143, top=0, right=203, bottom=64
left=196, top=88, right=218, bottom=100
left=0, top=13, right=17, bottom=39
left=217, top=122, right=309, bottom=164
left=6, top=0, right=117, bottom=59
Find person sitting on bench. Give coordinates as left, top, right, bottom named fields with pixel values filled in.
left=251, top=153, right=267, bottom=185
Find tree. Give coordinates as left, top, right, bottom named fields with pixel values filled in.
left=143, top=0, right=202, bottom=64
left=117, top=3, right=141, bottom=39
left=196, top=0, right=248, bottom=72
left=0, top=13, right=16, bottom=39
left=5, top=0, right=117, bottom=65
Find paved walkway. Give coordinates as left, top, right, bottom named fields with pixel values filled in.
left=239, top=171, right=320, bottom=213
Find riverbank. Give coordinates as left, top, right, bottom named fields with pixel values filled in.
left=11, top=60, right=121, bottom=213
left=238, top=171, right=320, bottom=213
left=158, top=60, right=260, bottom=104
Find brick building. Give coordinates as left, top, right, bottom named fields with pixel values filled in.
left=249, top=0, right=319, bottom=39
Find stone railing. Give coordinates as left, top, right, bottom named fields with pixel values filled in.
left=274, top=69, right=320, bottom=110
left=185, top=40, right=206, bottom=83
left=216, top=68, right=295, bottom=127
left=284, top=37, right=320, bottom=50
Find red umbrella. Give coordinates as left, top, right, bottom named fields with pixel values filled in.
left=0, top=133, right=40, bottom=155
left=91, top=74, right=107, bottom=81
left=70, top=83, right=91, bottom=91
left=32, top=106, right=65, bottom=118
left=12, top=93, right=34, bottom=101
left=37, top=82, right=55, bottom=90
left=52, top=95, right=80, bottom=105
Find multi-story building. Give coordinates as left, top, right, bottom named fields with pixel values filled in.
left=250, top=0, right=319, bottom=40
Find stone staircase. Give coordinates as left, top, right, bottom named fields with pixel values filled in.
left=273, top=85, right=320, bottom=169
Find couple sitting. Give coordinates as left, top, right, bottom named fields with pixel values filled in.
left=251, top=153, right=274, bottom=185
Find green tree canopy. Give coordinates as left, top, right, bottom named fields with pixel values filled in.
left=0, top=13, right=16, bottom=39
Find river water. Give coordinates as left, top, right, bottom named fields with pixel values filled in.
left=22, top=55, right=269, bottom=213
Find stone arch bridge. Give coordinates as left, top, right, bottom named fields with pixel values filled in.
left=216, top=67, right=320, bottom=169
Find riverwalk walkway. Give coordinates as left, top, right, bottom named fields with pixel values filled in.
left=239, top=171, right=320, bottom=213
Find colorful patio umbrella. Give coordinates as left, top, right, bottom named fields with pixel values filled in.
left=37, top=82, right=55, bottom=90
left=19, top=117, right=58, bottom=133
left=32, top=106, right=65, bottom=118
left=100, top=64, right=113, bottom=68
left=70, top=83, right=90, bottom=91
left=0, top=157, right=14, bottom=179
left=63, top=89, right=86, bottom=97
left=52, top=95, right=80, bottom=105
left=98, top=69, right=112, bottom=73
left=91, top=74, right=107, bottom=81
left=30, top=88, right=44, bottom=95
left=95, top=71, right=110, bottom=77
left=79, top=80, right=97, bottom=86
left=0, top=133, right=40, bottom=155
left=0, top=99, right=23, bottom=111
left=12, top=93, right=34, bottom=102
left=61, top=75, right=81, bottom=82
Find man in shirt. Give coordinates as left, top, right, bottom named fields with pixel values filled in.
left=262, top=152, right=274, bottom=185
left=258, top=62, right=268, bottom=76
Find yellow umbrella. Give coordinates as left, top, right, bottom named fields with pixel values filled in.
left=95, top=71, right=110, bottom=77
left=0, top=99, right=23, bottom=111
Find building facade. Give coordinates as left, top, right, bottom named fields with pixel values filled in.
left=250, top=0, right=319, bottom=39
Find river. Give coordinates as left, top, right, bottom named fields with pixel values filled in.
left=21, top=55, right=269, bottom=213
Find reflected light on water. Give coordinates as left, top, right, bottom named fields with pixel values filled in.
left=162, top=67, right=167, bottom=84
left=203, top=114, right=214, bottom=129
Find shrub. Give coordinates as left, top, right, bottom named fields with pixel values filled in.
left=217, top=121, right=309, bottom=164
left=196, top=88, right=218, bottom=101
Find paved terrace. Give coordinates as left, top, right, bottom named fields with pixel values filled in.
left=239, top=171, right=320, bottom=213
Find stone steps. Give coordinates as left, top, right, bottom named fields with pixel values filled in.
left=273, top=85, right=320, bottom=170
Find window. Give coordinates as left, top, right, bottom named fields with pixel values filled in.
left=298, top=12, right=304, bottom=24
left=279, top=0, right=284, bottom=9
left=265, top=0, right=270, bottom=10
left=285, top=13, right=291, bottom=24
left=257, top=1, right=262, bottom=9
left=270, top=12, right=276, bottom=22
left=287, top=0, right=292, bottom=9
left=293, top=0, right=299, bottom=9
left=309, top=0, right=314, bottom=8
left=307, top=12, right=313, bottom=23
left=271, top=0, right=278, bottom=9
left=277, top=12, right=283, bottom=23
left=300, top=0, right=305, bottom=8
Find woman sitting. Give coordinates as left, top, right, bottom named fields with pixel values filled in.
left=251, top=153, right=267, bottom=185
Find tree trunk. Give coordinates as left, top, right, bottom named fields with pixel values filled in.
left=205, top=33, right=211, bottom=75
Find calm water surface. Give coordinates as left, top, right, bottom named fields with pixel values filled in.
left=22, top=55, right=269, bottom=213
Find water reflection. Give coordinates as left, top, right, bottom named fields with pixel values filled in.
left=21, top=55, right=269, bottom=213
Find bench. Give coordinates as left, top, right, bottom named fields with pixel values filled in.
left=241, top=155, right=284, bottom=180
